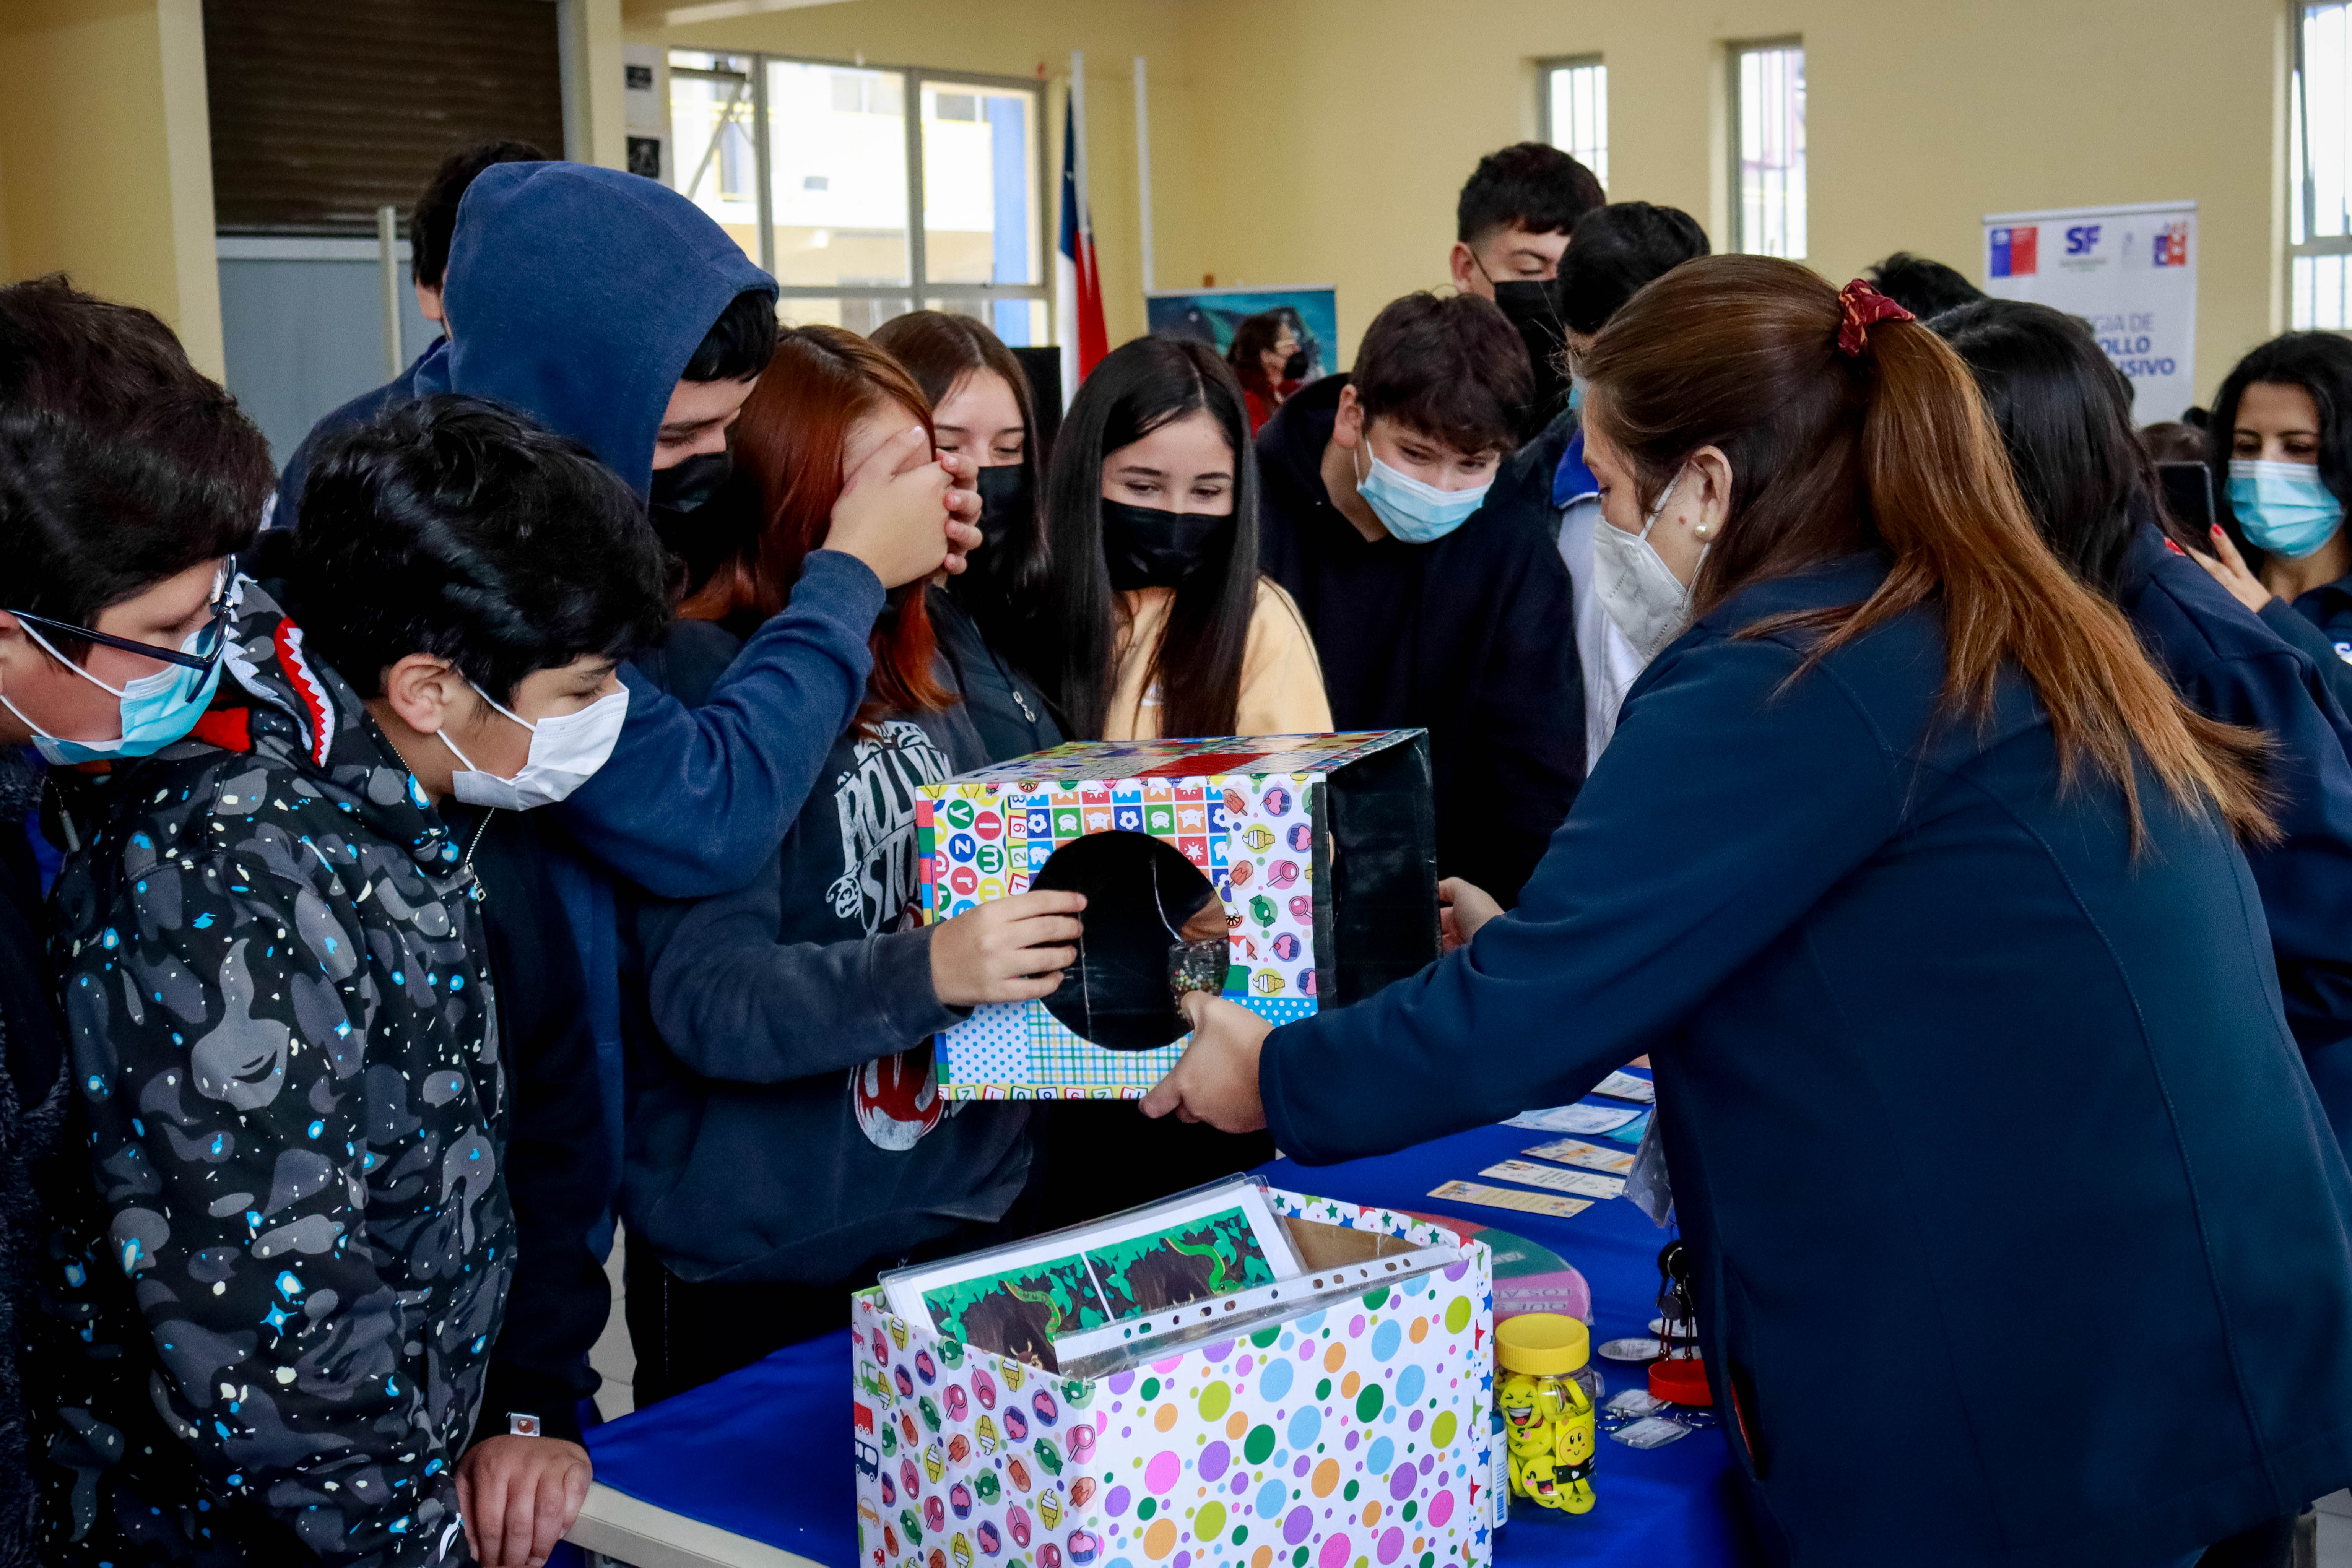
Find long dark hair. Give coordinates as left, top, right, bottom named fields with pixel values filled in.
left=2209, top=331, right=2352, bottom=563
left=1039, top=335, right=1259, bottom=739
left=1933, top=298, right=2163, bottom=595
left=1582, top=255, right=2272, bottom=845
left=868, top=310, right=1048, bottom=634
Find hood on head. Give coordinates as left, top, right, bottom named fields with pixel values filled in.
left=442, top=162, right=776, bottom=496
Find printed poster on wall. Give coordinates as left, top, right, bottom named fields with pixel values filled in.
left=1981, top=201, right=2197, bottom=421
left=1145, top=285, right=1339, bottom=383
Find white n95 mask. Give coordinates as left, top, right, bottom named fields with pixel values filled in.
left=1593, top=468, right=1700, bottom=663
left=438, top=682, right=628, bottom=810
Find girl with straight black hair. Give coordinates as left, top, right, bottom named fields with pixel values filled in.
left=2192, top=332, right=2352, bottom=715
left=1938, top=297, right=2352, bottom=1172
left=1032, top=334, right=1329, bottom=742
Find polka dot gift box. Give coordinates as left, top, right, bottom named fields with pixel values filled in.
left=915, top=732, right=1437, bottom=1100
left=852, top=1192, right=1500, bottom=1568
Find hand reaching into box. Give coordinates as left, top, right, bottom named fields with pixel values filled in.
left=1141, top=992, right=1272, bottom=1132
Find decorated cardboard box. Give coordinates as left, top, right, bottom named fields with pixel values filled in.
left=915, top=732, right=1437, bottom=1100
left=852, top=1191, right=1499, bottom=1568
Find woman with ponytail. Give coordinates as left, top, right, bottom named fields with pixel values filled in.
left=1147, top=257, right=2352, bottom=1567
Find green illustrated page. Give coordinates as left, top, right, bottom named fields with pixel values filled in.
left=1085, top=1205, right=1279, bottom=1319
left=921, top=1253, right=1108, bottom=1366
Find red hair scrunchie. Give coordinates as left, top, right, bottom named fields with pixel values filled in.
left=1836, top=279, right=1915, bottom=357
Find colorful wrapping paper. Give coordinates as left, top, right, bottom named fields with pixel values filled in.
left=852, top=1192, right=1499, bottom=1568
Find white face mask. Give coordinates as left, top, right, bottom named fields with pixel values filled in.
left=437, top=681, right=628, bottom=811
left=1592, top=467, right=1700, bottom=664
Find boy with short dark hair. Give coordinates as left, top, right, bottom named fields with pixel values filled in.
left=1448, top=142, right=1605, bottom=297
left=1258, top=292, right=1582, bottom=906
left=39, top=395, right=670, bottom=1566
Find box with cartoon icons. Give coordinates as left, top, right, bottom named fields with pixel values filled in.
left=915, top=731, right=1438, bottom=1100
left=851, top=1190, right=1500, bottom=1568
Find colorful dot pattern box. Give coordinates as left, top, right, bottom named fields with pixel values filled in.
left=916, top=733, right=1438, bottom=1101
left=852, top=1191, right=1499, bottom=1568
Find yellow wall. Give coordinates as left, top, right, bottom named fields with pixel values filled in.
left=0, top=0, right=225, bottom=377
left=631, top=0, right=2287, bottom=404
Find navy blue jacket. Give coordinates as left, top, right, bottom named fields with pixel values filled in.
left=2116, top=523, right=2352, bottom=1149
left=269, top=339, right=450, bottom=529
left=2265, top=567, right=2352, bottom=720
left=1261, top=555, right=2352, bottom=1567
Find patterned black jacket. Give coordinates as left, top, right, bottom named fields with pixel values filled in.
left=37, top=584, right=512, bottom=1566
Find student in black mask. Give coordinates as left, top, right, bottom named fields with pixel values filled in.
left=1031, top=334, right=1330, bottom=742
left=870, top=309, right=1065, bottom=759
left=1449, top=142, right=1605, bottom=439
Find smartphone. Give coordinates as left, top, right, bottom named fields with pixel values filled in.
left=2156, top=460, right=2215, bottom=535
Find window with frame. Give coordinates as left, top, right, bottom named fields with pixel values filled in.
left=1539, top=57, right=1608, bottom=190
left=1729, top=41, right=1806, bottom=259
left=2294, top=3, right=2352, bottom=327
left=669, top=50, right=1048, bottom=344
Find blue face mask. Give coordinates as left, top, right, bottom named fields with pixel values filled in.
left=2229, top=459, right=2345, bottom=559
left=0, top=621, right=223, bottom=766
left=1353, top=441, right=1492, bottom=544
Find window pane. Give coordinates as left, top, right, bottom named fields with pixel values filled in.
left=1545, top=62, right=1608, bottom=191
left=1734, top=45, right=1806, bottom=259
left=778, top=296, right=917, bottom=334
left=668, top=50, right=761, bottom=263
left=767, top=60, right=912, bottom=288
left=920, top=81, right=1042, bottom=288
left=926, top=296, right=1048, bottom=349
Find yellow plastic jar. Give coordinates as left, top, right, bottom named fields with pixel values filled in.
left=1495, top=1313, right=1600, bottom=1514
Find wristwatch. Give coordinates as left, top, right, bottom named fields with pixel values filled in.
left=508, top=1413, right=542, bottom=1438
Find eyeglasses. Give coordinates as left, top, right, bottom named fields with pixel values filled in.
left=5, top=560, right=236, bottom=696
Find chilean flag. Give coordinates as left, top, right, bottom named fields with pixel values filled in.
left=1057, top=91, right=1108, bottom=398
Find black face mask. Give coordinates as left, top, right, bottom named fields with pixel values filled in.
left=648, top=449, right=733, bottom=514
left=1101, top=499, right=1228, bottom=591
left=1281, top=349, right=1310, bottom=381
left=1489, top=279, right=1574, bottom=440
left=974, top=463, right=1035, bottom=551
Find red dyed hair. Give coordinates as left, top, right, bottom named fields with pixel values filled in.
left=681, top=323, right=951, bottom=725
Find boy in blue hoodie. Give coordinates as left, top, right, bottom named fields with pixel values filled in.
left=281, top=162, right=979, bottom=906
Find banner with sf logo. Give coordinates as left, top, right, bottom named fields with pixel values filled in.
left=1982, top=200, right=2198, bottom=422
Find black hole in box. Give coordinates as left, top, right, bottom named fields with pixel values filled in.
left=1033, top=830, right=1226, bottom=1051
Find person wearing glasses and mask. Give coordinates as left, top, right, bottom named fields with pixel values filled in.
left=1256, top=291, right=1581, bottom=906
left=33, top=394, right=671, bottom=1568
left=0, top=275, right=281, bottom=1567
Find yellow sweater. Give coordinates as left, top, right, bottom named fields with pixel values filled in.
left=1104, top=578, right=1334, bottom=741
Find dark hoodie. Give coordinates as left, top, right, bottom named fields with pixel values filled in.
left=620, top=622, right=1035, bottom=1287
left=36, top=585, right=514, bottom=1566
left=277, top=163, right=887, bottom=908
left=1256, top=375, right=1583, bottom=905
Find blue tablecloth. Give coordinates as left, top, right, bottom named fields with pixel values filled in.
left=585, top=1084, right=1769, bottom=1568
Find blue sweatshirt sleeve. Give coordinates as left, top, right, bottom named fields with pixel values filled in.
left=1261, top=633, right=1901, bottom=1165
left=2261, top=597, right=2352, bottom=728
left=557, top=550, right=885, bottom=899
